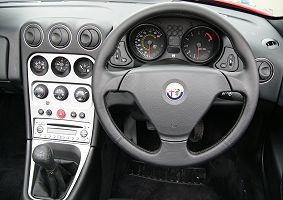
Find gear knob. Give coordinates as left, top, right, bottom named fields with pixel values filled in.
left=32, top=144, right=56, bottom=171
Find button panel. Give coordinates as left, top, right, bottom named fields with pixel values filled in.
left=28, top=53, right=95, bottom=144
left=216, top=47, right=239, bottom=72
left=31, top=82, right=93, bottom=121
left=110, top=42, right=132, bottom=67
left=33, top=119, right=91, bottom=143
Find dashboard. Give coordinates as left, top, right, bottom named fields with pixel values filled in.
left=0, top=3, right=275, bottom=144
left=23, top=17, right=243, bottom=137
left=0, top=1, right=280, bottom=200
left=21, top=16, right=244, bottom=142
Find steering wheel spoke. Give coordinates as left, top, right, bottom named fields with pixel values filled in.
left=153, top=140, right=194, bottom=165
left=221, top=70, right=250, bottom=96
left=95, top=69, right=130, bottom=96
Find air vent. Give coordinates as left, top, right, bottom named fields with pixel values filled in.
left=24, top=24, right=43, bottom=47
left=78, top=25, right=101, bottom=50
left=262, top=38, right=279, bottom=50
left=49, top=24, right=71, bottom=49
left=256, top=58, right=274, bottom=83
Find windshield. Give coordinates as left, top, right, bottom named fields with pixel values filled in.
left=209, top=0, right=283, bottom=17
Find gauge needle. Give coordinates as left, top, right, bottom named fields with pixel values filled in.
left=147, top=40, right=153, bottom=57
left=197, top=42, right=202, bottom=60
left=197, top=47, right=201, bottom=60
left=147, top=43, right=152, bottom=57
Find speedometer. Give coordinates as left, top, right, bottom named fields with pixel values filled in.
left=129, top=24, right=166, bottom=61
left=181, top=26, right=220, bottom=63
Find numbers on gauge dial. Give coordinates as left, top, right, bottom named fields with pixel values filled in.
left=129, top=24, right=166, bottom=61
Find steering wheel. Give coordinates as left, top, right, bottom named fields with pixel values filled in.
left=93, top=2, right=259, bottom=166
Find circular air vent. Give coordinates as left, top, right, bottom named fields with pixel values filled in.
left=49, top=24, right=71, bottom=49
left=24, top=24, right=43, bottom=47
left=78, top=25, right=101, bottom=50
left=256, top=58, right=274, bottom=83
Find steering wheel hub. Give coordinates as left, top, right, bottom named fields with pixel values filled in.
left=165, top=82, right=185, bottom=101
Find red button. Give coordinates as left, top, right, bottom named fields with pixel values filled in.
left=57, top=109, right=66, bottom=119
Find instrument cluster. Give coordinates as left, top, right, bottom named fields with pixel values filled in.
left=126, top=18, right=223, bottom=65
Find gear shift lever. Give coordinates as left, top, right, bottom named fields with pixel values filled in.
left=32, top=144, right=57, bottom=172
left=32, top=144, right=67, bottom=198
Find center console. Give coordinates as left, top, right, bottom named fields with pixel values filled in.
left=27, top=53, right=95, bottom=199
left=20, top=18, right=113, bottom=200
left=28, top=53, right=95, bottom=143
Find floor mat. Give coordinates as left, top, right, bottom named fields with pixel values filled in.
left=128, top=161, right=206, bottom=185
left=112, top=175, right=219, bottom=200
left=110, top=151, right=266, bottom=200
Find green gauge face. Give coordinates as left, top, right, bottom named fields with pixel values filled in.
left=129, top=24, right=166, bottom=61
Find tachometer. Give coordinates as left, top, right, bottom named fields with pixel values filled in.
left=129, top=24, right=166, bottom=61
left=181, top=26, right=220, bottom=63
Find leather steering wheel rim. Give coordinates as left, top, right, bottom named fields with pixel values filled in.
left=93, top=2, right=259, bottom=166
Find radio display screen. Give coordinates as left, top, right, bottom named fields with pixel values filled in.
left=47, top=128, right=77, bottom=135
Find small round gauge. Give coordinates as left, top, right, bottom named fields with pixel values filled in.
left=181, top=26, right=220, bottom=63
left=74, top=58, right=93, bottom=79
left=129, top=24, right=166, bottom=61
left=30, top=56, right=48, bottom=76
left=51, top=57, right=71, bottom=77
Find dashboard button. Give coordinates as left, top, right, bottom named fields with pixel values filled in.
left=71, top=112, right=77, bottom=118
left=34, top=84, right=48, bottom=99
left=54, top=85, right=69, bottom=101
left=227, top=54, right=235, bottom=70
left=216, top=47, right=239, bottom=72
left=80, top=130, right=88, bottom=138
left=74, top=87, right=89, bottom=102
left=57, top=109, right=66, bottom=119
left=79, top=112, right=85, bottom=119
left=38, top=109, right=44, bottom=115
left=36, top=126, right=44, bottom=133
left=46, top=109, right=52, bottom=116
left=110, top=42, right=132, bottom=67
